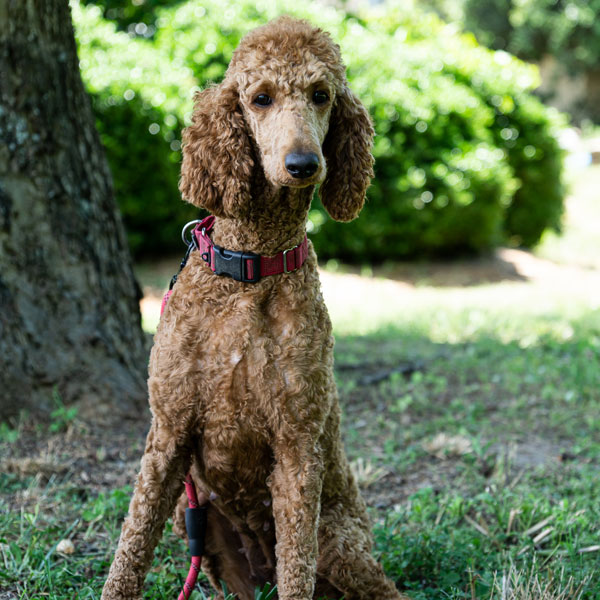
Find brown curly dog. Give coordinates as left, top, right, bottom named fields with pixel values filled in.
left=102, top=16, right=407, bottom=600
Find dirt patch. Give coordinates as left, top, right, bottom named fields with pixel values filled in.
left=1, top=408, right=148, bottom=509
left=0, top=373, right=580, bottom=520
left=360, top=458, right=463, bottom=509
left=1, top=410, right=460, bottom=515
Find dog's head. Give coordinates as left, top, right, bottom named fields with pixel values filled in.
left=179, top=16, right=374, bottom=222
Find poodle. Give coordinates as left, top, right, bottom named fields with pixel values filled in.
left=102, top=16, right=407, bottom=600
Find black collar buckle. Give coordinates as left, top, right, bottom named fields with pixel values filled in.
left=212, top=244, right=261, bottom=283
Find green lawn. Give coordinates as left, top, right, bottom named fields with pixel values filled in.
left=0, top=166, right=598, bottom=599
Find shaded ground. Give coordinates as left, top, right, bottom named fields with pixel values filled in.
left=1, top=408, right=148, bottom=511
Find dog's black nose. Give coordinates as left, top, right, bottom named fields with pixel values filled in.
left=285, top=152, right=319, bottom=179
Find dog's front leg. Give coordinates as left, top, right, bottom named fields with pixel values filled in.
left=270, top=438, right=324, bottom=600
left=101, top=419, right=190, bottom=600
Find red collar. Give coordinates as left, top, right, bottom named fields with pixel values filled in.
left=192, top=215, right=308, bottom=283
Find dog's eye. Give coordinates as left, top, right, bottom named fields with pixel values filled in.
left=312, top=90, right=329, bottom=105
left=254, top=93, right=272, bottom=107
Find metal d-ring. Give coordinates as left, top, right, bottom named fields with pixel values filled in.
left=282, top=248, right=292, bottom=273
left=181, top=219, right=202, bottom=247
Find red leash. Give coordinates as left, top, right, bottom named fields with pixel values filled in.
left=159, top=254, right=205, bottom=598
left=159, top=245, right=207, bottom=599
left=177, top=473, right=206, bottom=600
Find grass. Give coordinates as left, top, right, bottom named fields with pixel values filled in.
left=1, top=165, right=599, bottom=598
left=0, top=479, right=196, bottom=598
left=371, top=468, right=599, bottom=598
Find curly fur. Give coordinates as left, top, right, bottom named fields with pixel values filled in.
left=102, top=16, right=406, bottom=600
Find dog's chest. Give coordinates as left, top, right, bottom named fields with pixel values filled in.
left=199, top=320, right=309, bottom=439
left=196, top=281, right=331, bottom=415
left=194, top=295, right=333, bottom=500
left=195, top=330, right=293, bottom=501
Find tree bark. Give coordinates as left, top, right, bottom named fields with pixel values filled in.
left=0, top=0, right=147, bottom=418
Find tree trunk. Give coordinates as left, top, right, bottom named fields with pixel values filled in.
left=0, top=0, right=147, bottom=418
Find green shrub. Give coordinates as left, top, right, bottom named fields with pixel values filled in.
left=491, top=94, right=565, bottom=246
left=311, top=8, right=519, bottom=260
left=74, top=3, right=199, bottom=256
left=463, top=0, right=600, bottom=73
left=427, top=19, right=566, bottom=246
left=92, top=97, right=197, bottom=255
left=74, top=0, right=565, bottom=260
left=81, top=0, right=186, bottom=30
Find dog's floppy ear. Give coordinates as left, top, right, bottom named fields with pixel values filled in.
left=318, top=86, right=375, bottom=222
left=179, top=81, right=254, bottom=217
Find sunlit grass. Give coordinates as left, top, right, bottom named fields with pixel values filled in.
left=536, top=164, right=600, bottom=270
left=321, top=266, right=599, bottom=340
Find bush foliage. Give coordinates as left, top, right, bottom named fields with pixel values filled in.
left=463, top=0, right=600, bottom=73
left=73, top=0, right=565, bottom=260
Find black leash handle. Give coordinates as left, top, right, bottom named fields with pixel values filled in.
left=185, top=505, right=207, bottom=556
